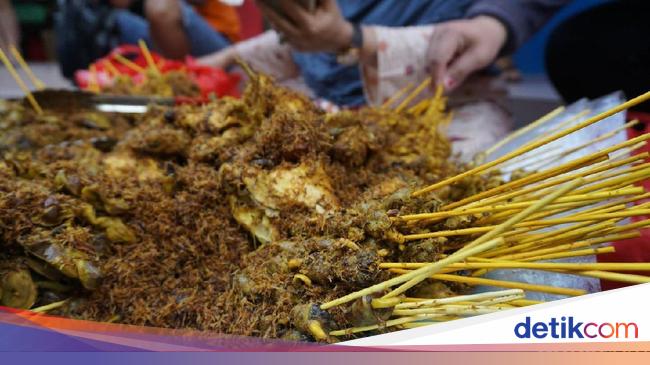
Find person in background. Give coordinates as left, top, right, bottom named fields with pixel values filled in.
left=56, top=0, right=239, bottom=78
left=201, top=0, right=570, bottom=107
left=0, top=0, right=19, bottom=55
left=110, top=0, right=239, bottom=59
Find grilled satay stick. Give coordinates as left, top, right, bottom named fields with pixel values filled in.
left=9, top=45, right=45, bottom=90
left=0, top=48, right=42, bottom=114
left=413, top=91, right=650, bottom=197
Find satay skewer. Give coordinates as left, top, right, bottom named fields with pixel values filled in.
left=0, top=48, right=42, bottom=114
left=412, top=90, right=650, bottom=197
left=9, top=45, right=45, bottom=90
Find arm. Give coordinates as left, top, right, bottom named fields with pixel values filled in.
left=467, top=0, right=571, bottom=54
left=427, top=0, right=570, bottom=91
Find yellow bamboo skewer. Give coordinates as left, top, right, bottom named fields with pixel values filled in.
left=522, top=246, right=615, bottom=262
left=30, top=299, right=68, bottom=313
left=516, top=209, right=650, bottom=228
left=446, top=134, right=650, bottom=211
left=393, top=305, right=505, bottom=316
left=329, top=313, right=446, bottom=336
left=138, top=39, right=160, bottom=75
left=496, top=232, right=639, bottom=261
left=383, top=82, right=414, bottom=109
left=0, top=48, right=43, bottom=115
left=395, top=78, right=432, bottom=112
left=394, top=289, right=523, bottom=309
left=462, top=258, right=650, bottom=285
left=113, top=53, right=146, bottom=73
left=466, top=258, right=650, bottom=285
left=408, top=98, right=430, bottom=115
left=483, top=106, right=565, bottom=158
left=570, top=168, right=650, bottom=196
left=399, top=187, right=643, bottom=222
left=388, top=179, right=583, bottom=299
left=567, top=271, right=650, bottom=285
left=487, top=110, right=592, bottom=172
left=457, top=153, right=648, bottom=212
left=521, top=120, right=640, bottom=171
left=383, top=260, right=650, bottom=272
left=319, top=237, right=504, bottom=310
left=424, top=84, right=446, bottom=118
left=600, top=218, right=650, bottom=236
left=9, top=45, right=45, bottom=90
left=89, top=64, right=100, bottom=93
left=389, top=270, right=586, bottom=296
left=102, top=60, right=121, bottom=77
left=483, top=220, right=617, bottom=258
left=412, top=91, right=650, bottom=197
left=402, top=205, right=639, bottom=241
left=442, top=247, right=616, bottom=272
left=510, top=299, right=543, bottom=307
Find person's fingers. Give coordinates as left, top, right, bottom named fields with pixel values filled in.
left=445, top=46, right=493, bottom=90
left=427, top=26, right=463, bottom=87
left=277, top=0, right=310, bottom=28
left=321, top=0, right=338, bottom=11
left=256, top=1, right=301, bottom=38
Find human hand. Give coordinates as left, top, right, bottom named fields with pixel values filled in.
left=256, top=0, right=353, bottom=53
left=196, top=47, right=238, bottom=69
left=427, top=15, right=507, bottom=91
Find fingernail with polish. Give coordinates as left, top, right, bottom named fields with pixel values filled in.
left=444, top=76, right=456, bottom=89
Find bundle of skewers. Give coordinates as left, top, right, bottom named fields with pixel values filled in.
left=75, top=41, right=240, bottom=99
left=319, top=88, right=650, bottom=338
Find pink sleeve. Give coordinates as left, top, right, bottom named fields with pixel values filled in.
left=362, top=25, right=436, bottom=107
left=234, top=30, right=300, bottom=82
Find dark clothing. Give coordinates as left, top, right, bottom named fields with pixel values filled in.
left=546, top=0, right=650, bottom=112
left=468, top=0, right=572, bottom=54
